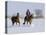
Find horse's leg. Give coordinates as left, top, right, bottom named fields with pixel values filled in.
left=18, top=21, right=20, bottom=26
left=23, top=16, right=27, bottom=25
left=27, top=17, right=28, bottom=24
left=12, top=21, right=14, bottom=26
left=29, top=20, right=32, bottom=25
left=16, top=22, right=17, bottom=25
left=27, top=21, right=28, bottom=24
left=23, top=20, right=26, bottom=25
left=30, top=21, right=31, bottom=24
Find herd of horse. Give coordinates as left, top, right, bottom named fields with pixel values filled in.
left=11, top=13, right=33, bottom=26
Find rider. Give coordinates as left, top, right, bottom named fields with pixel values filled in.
left=26, top=9, right=31, bottom=17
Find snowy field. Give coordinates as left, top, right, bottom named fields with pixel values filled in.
left=7, top=18, right=45, bottom=34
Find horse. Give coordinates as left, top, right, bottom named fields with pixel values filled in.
left=11, top=13, right=20, bottom=26
left=23, top=14, right=33, bottom=25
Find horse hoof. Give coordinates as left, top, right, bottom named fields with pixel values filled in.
left=23, top=23, right=25, bottom=24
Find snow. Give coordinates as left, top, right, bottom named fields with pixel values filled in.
left=6, top=1, right=45, bottom=34
left=7, top=18, right=45, bottom=34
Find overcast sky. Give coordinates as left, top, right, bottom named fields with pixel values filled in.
left=7, top=1, right=44, bottom=17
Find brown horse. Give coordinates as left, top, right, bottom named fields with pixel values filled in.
left=11, top=13, right=20, bottom=26
left=23, top=14, right=33, bottom=25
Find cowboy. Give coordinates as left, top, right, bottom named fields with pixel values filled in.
left=26, top=9, right=31, bottom=17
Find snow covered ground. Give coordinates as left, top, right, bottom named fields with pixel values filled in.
left=7, top=18, right=45, bottom=34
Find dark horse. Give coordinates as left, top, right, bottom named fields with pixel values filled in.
left=23, top=14, right=33, bottom=25
left=11, top=13, right=20, bottom=26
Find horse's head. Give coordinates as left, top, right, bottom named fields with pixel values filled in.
left=30, top=14, right=34, bottom=18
